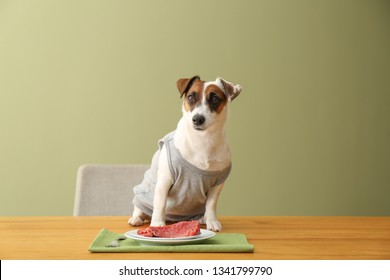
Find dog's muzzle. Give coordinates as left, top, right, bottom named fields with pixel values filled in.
left=192, top=114, right=206, bottom=130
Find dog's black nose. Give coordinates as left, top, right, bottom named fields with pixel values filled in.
left=192, top=114, right=206, bottom=126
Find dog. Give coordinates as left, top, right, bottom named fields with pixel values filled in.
left=128, top=76, right=241, bottom=231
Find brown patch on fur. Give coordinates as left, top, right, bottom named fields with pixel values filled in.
left=183, top=79, right=204, bottom=112
left=177, top=76, right=200, bottom=98
left=178, top=77, right=229, bottom=114
left=204, top=84, right=228, bottom=114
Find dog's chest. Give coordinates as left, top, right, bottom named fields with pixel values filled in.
left=175, top=139, right=231, bottom=172
left=186, top=150, right=230, bottom=171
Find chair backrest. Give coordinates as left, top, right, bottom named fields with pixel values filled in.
left=73, top=164, right=149, bottom=216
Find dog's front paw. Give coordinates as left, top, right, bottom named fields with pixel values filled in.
left=150, top=221, right=166, bottom=227
left=128, top=216, right=144, bottom=226
left=206, top=219, right=222, bottom=232
left=150, top=219, right=166, bottom=227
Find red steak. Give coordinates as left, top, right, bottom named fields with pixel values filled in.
left=136, top=227, right=153, bottom=237
left=137, top=220, right=200, bottom=238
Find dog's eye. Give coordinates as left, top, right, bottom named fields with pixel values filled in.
left=210, top=94, right=221, bottom=105
left=187, top=93, right=197, bottom=103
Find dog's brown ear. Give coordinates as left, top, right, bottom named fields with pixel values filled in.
left=219, top=78, right=242, bottom=101
left=177, top=76, right=200, bottom=98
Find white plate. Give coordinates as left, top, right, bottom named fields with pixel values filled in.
left=127, top=230, right=201, bottom=241
left=125, top=229, right=216, bottom=246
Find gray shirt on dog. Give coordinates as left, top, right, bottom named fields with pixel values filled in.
left=132, top=131, right=232, bottom=222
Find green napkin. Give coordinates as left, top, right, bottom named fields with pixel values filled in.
left=89, top=228, right=254, bottom=253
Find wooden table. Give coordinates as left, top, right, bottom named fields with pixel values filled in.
left=0, top=216, right=389, bottom=260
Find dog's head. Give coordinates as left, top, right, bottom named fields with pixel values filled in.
left=176, top=76, right=242, bottom=131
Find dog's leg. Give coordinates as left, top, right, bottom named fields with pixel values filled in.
left=204, top=183, right=224, bottom=231
left=128, top=206, right=147, bottom=226
left=150, top=145, right=173, bottom=226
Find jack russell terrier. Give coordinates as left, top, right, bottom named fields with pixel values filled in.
left=128, top=76, right=242, bottom=231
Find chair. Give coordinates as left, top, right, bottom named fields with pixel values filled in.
left=73, top=164, right=149, bottom=216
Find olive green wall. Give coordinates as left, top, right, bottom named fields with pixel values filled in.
left=1, top=0, right=389, bottom=216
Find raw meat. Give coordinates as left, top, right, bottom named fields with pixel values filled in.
left=136, top=227, right=153, bottom=237
left=137, top=220, right=200, bottom=238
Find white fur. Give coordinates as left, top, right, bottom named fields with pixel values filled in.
left=175, top=92, right=230, bottom=171
left=128, top=78, right=240, bottom=232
